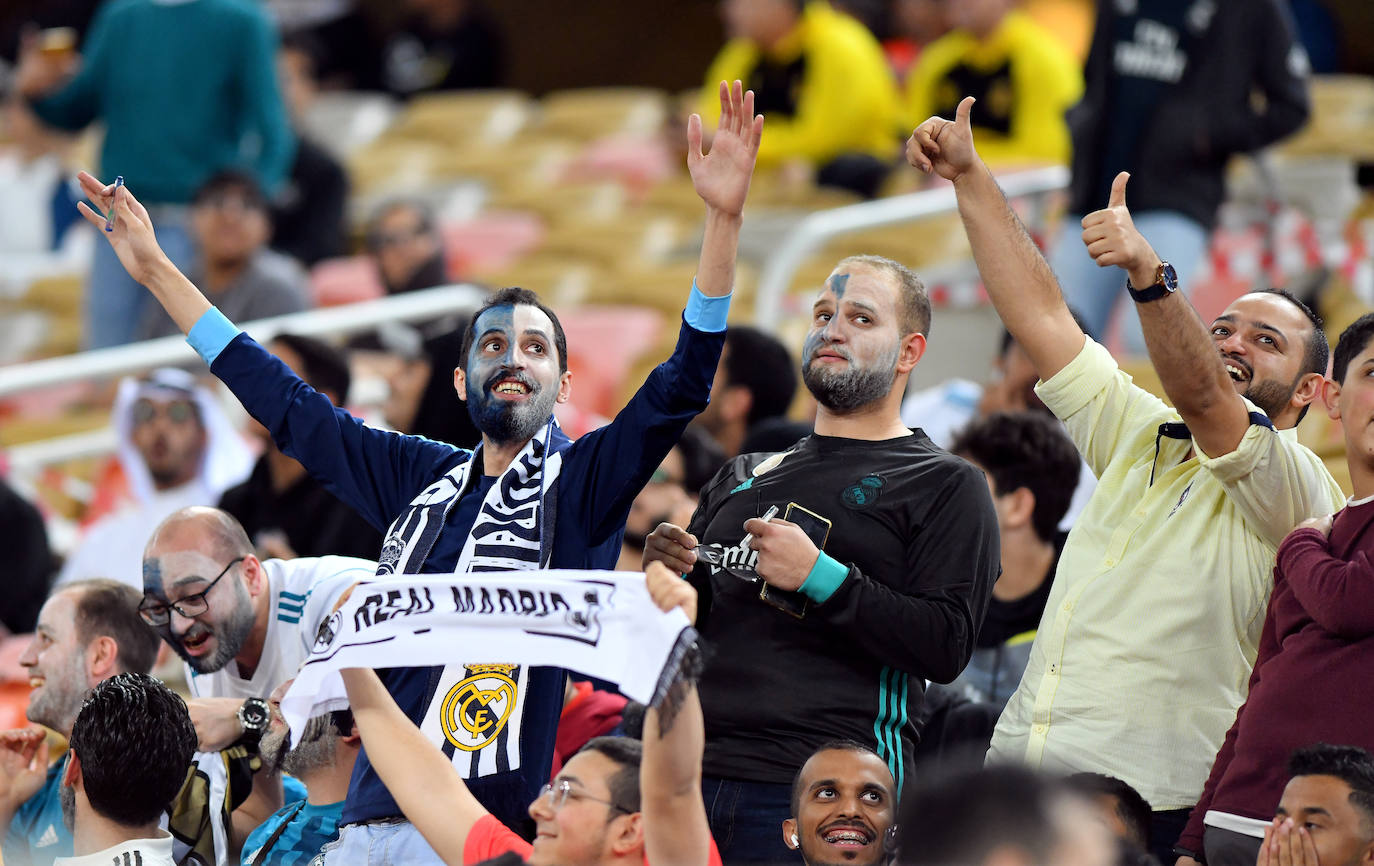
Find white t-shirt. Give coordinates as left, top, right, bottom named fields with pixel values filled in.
left=185, top=556, right=377, bottom=699
left=53, top=831, right=176, bottom=866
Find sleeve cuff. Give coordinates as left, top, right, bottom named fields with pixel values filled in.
left=800, top=552, right=848, bottom=604
left=684, top=280, right=731, bottom=333
left=187, top=307, right=242, bottom=365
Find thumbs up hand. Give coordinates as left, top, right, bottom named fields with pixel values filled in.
left=907, top=96, right=981, bottom=182
left=1080, top=172, right=1163, bottom=290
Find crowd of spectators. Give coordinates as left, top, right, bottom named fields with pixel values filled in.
left=1, top=3, right=1373, bottom=866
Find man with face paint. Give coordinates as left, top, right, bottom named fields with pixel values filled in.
left=907, top=98, right=1344, bottom=865
left=0, top=580, right=161, bottom=865
left=643, top=255, right=1001, bottom=863
left=77, top=81, right=763, bottom=866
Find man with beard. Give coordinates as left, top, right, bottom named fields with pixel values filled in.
left=51, top=673, right=197, bottom=866
left=138, top=507, right=373, bottom=749
left=643, top=254, right=1001, bottom=863
left=78, top=80, right=763, bottom=866
left=242, top=701, right=360, bottom=866
left=0, top=580, right=162, bottom=865
left=783, top=743, right=897, bottom=866
left=906, top=97, right=1344, bottom=865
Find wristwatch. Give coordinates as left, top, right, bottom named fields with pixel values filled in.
left=236, top=698, right=271, bottom=746
left=1127, top=261, right=1178, bottom=303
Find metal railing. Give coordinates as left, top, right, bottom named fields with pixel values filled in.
left=753, top=166, right=1070, bottom=330
left=2, top=284, right=485, bottom=474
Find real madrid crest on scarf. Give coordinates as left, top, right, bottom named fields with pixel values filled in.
left=373, top=417, right=564, bottom=777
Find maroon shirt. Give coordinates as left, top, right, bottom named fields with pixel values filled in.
left=1179, top=498, right=1374, bottom=854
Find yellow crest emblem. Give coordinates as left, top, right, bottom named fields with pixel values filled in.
left=439, top=665, right=519, bottom=752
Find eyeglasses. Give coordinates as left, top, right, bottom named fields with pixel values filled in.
left=537, top=780, right=631, bottom=815
left=138, top=557, right=244, bottom=626
left=131, top=399, right=198, bottom=426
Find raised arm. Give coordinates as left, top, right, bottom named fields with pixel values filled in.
left=340, top=667, right=485, bottom=865
left=907, top=97, right=1085, bottom=381
left=641, top=564, right=711, bottom=866
left=1079, top=172, right=1250, bottom=457
left=688, top=80, right=764, bottom=299
left=76, top=172, right=212, bottom=332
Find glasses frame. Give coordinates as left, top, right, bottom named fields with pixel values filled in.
left=537, top=780, right=632, bottom=816
left=139, top=557, right=245, bottom=626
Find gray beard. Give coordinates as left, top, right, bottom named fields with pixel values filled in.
left=803, top=348, right=899, bottom=413
left=260, top=715, right=336, bottom=778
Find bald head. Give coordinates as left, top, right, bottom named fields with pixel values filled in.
left=145, top=506, right=254, bottom=565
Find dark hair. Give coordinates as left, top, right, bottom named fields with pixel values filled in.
left=279, top=29, right=325, bottom=79
left=575, top=736, right=642, bottom=814
left=836, top=255, right=931, bottom=337
left=676, top=426, right=727, bottom=494
left=897, top=765, right=1063, bottom=866
left=724, top=327, right=797, bottom=426
left=192, top=169, right=267, bottom=212
left=791, top=739, right=885, bottom=817
left=1288, top=743, right=1374, bottom=830
left=1065, top=772, right=1153, bottom=850
left=1333, top=313, right=1374, bottom=385
left=951, top=412, right=1080, bottom=542
left=272, top=333, right=352, bottom=403
left=68, top=672, right=197, bottom=827
left=63, top=580, right=160, bottom=676
left=367, top=199, right=438, bottom=247
left=458, top=287, right=569, bottom=375
left=1251, top=289, right=1327, bottom=379
left=998, top=307, right=1096, bottom=357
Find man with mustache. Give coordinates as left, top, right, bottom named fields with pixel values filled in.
left=783, top=743, right=897, bottom=866
left=906, top=97, right=1344, bottom=865
left=78, top=81, right=763, bottom=866
left=644, top=254, right=1001, bottom=863
left=0, top=580, right=161, bottom=865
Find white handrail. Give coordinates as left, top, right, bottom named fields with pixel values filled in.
left=753, top=166, right=1070, bottom=330
left=0, top=283, right=486, bottom=399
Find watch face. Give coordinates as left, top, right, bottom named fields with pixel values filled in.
left=240, top=700, right=270, bottom=730
left=1161, top=262, right=1179, bottom=291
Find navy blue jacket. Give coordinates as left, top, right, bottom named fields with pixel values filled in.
left=208, top=318, right=724, bottom=827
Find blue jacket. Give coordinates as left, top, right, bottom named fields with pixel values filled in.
left=192, top=307, right=725, bottom=827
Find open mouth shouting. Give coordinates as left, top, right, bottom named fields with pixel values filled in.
left=178, top=625, right=215, bottom=658
left=818, top=820, right=877, bottom=854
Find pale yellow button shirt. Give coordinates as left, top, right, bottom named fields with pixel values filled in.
left=988, top=337, right=1344, bottom=810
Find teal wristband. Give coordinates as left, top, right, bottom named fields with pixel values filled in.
left=800, top=552, right=848, bottom=604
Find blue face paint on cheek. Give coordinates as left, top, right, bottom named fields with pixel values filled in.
left=802, top=328, right=825, bottom=362
left=465, top=305, right=518, bottom=429
left=143, top=560, right=164, bottom=596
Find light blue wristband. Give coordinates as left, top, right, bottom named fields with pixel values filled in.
left=800, top=552, right=848, bottom=604
left=684, top=280, right=731, bottom=333
left=186, top=307, right=242, bottom=365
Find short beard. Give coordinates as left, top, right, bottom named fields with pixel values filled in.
left=261, top=715, right=336, bottom=778
left=28, top=652, right=91, bottom=735
left=803, top=345, right=899, bottom=413
left=466, top=372, right=557, bottom=445
left=174, top=581, right=256, bottom=674
left=60, top=773, right=75, bottom=832
left=1244, top=374, right=1300, bottom=421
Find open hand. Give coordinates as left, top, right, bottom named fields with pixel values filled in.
left=0, top=728, right=49, bottom=811
left=1258, top=817, right=1320, bottom=866
left=643, top=523, right=699, bottom=575
left=1297, top=514, right=1334, bottom=538
left=906, top=96, right=981, bottom=182
left=76, top=171, right=171, bottom=287
left=687, top=80, right=764, bottom=217
left=645, top=562, right=698, bottom=624
left=1080, top=172, right=1162, bottom=290
left=745, top=517, right=820, bottom=592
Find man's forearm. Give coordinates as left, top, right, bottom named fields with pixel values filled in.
left=1136, top=292, right=1235, bottom=418
left=146, top=258, right=214, bottom=335
left=696, top=209, right=742, bottom=298
left=642, top=683, right=710, bottom=866
left=952, top=165, right=1082, bottom=378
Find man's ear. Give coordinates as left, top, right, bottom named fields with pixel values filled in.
left=453, top=366, right=468, bottom=403
left=608, top=811, right=643, bottom=856
left=782, top=817, right=799, bottom=850
left=556, top=370, right=573, bottom=405
left=1002, top=486, right=1035, bottom=532
left=342, top=725, right=362, bottom=748
left=242, top=554, right=268, bottom=596
left=61, top=750, right=81, bottom=789
left=896, top=332, right=928, bottom=375
left=1292, top=371, right=1326, bottom=414
left=1323, top=376, right=1343, bottom=421
left=86, top=636, right=118, bottom=683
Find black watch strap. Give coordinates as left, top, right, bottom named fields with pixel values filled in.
left=1127, top=261, right=1178, bottom=303
left=236, top=697, right=270, bottom=747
